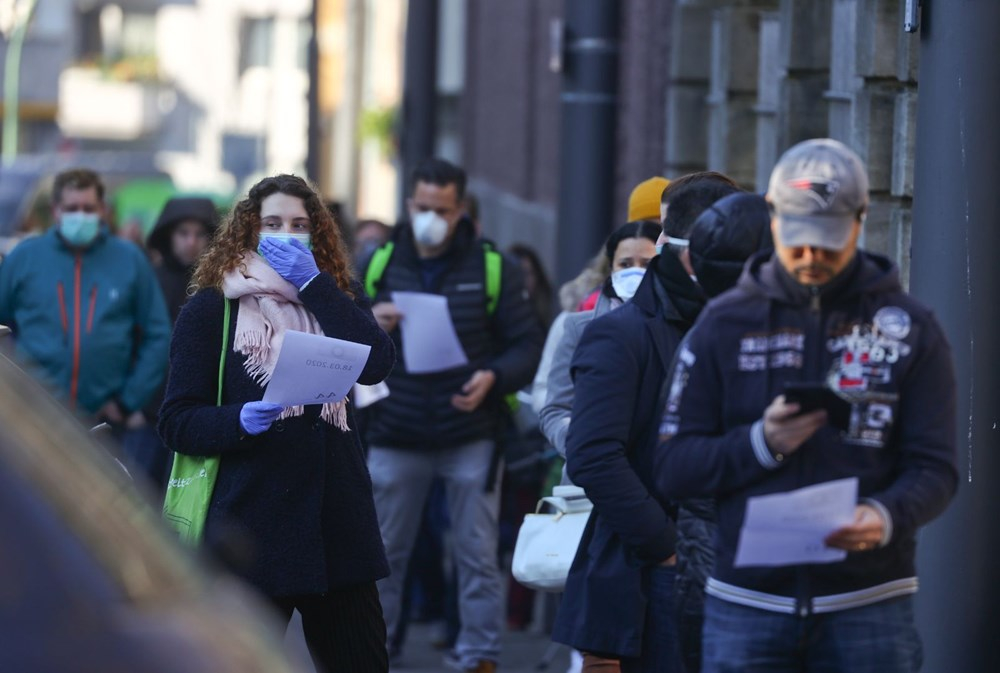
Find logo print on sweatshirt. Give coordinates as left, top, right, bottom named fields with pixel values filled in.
left=786, top=177, right=840, bottom=209
left=825, top=320, right=907, bottom=448
left=873, top=306, right=912, bottom=340
left=738, top=331, right=805, bottom=371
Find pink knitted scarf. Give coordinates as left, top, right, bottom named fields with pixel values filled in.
left=221, top=253, right=348, bottom=430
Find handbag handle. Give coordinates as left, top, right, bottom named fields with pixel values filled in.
left=216, top=298, right=231, bottom=406
left=535, top=494, right=593, bottom=516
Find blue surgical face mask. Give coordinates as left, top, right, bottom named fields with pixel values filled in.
left=258, top=231, right=312, bottom=255
left=655, top=244, right=664, bottom=256
left=59, top=212, right=101, bottom=247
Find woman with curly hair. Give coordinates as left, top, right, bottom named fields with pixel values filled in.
left=159, top=174, right=395, bottom=673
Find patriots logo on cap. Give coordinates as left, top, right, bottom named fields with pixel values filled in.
left=786, top=178, right=840, bottom=209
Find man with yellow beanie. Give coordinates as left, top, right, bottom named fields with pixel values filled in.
left=628, top=176, right=671, bottom=223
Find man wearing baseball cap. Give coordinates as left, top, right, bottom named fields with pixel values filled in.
left=654, top=138, right=958, bottom=672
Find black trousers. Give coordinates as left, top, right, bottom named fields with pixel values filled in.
left=273, top=582, right=388, bottom=673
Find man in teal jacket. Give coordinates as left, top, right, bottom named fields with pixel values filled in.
left=0, top=168, right=170, bottom=431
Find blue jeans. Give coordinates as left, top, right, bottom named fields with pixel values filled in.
left=620, top=565, right=685, bottom=673
left=702, top=594, right=923, bottom=673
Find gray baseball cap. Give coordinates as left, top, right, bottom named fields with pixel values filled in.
left=766, top=138, right=869, bottom=250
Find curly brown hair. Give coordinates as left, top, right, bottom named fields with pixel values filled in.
left=193, top=174, right=353, bottom=295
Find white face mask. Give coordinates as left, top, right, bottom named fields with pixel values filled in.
left=258, top=231, right=311, bottom=254
left=411, top=211, right=449, bottom=247
left=611, top=267, right=646, bottom=301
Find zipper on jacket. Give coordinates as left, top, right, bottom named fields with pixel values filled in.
left=796, top=284, right=824, bottom=619
left=69, top=254, right=83, bottom=410
left=86, top=284, right=98, bottom=334
left=56, top=281, right=69, bottom=337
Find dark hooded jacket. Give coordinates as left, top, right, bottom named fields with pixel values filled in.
left=675, top=192, right=773, bottom=671
left=655, top=250, right=957, bottom=616
left=147, top=197, right=218, bottom=324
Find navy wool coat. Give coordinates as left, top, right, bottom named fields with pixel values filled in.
left=159, top=273, right=395, bottom=597
left=551, top=268, right=689, bottom=658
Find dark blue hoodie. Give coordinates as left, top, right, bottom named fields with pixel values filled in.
left=655, top=250, right=957, bottom=615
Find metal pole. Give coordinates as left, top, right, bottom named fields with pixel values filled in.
left=909, top=1, right=1000, bottom=671
left=305, top=0, right=321, bottom=183
left=2, top=0, right=39, bottom=165
left=555, top=0, right=620, bottom=286
left=399, top=0, right=438, bottom=215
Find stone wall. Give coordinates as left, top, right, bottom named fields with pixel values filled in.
left=666, top=0, right=919, bottom=284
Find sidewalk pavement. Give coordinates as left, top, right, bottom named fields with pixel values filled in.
left=286, top=613, right=573, bottom=673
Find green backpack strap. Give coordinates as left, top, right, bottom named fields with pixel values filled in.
left=364, top=242, right=396, bottom=300
left=366, top=239, right=502, bottom=317
left=483, top=245, right=502, bottom=316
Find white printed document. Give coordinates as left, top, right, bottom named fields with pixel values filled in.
left=262, top=330, right=371, bottom=407
left=734, top=477, right=858, bottom=568
left=391, top=291, right=469, bottom=374
left=353, top=381, right=390, bottom=409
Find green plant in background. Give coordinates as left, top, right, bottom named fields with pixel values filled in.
left=358, top=105, right=398, bottom=159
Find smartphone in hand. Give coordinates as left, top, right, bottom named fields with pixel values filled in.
left=783, top=382, right=852, bottom=431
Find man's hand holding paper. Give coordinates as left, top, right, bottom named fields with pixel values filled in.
left=734, top=478, right=859, bottom=568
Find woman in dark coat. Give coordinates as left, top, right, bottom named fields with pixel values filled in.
left=159, top=174, right=395, bottom=673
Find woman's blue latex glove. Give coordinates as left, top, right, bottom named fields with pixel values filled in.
left=240, top=401, right=284, bottom=435
left=260, top=237, right=320, bottom=289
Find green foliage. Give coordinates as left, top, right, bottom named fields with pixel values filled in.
left=358, top=105, right=398, bottom=159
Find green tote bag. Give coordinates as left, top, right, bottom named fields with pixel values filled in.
left=162, top=298, right=231, bottom=545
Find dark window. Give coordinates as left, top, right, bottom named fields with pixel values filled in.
left=239, top=16, right=274, bottom=73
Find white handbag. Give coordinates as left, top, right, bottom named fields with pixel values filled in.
left=511, top=485, right=593, bottom=592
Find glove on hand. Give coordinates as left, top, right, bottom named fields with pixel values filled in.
left=260, top=238, right=320, bottom=289
left=240, top=401, right=285, bottom=435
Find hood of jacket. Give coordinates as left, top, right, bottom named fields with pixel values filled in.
left=736, top=249, right=901, bottom=308
left=147, top=197, right=218, bottom=267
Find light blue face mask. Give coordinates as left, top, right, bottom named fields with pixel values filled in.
left=59, top=212, right=101, bottom=247
left=258, top=231, right=312, bottom=255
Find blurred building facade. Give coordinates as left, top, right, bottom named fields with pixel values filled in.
left=314, top=0, right=405, bottom=224
left=2, top=0, right=922, bottom=278
left=1, top=0, right=315, bottom=197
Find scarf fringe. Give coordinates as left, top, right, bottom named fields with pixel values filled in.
left=235, top=330, right=272, bottom=385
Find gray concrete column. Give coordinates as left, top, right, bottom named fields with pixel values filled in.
left=910, top=1, right=1000, bottom=670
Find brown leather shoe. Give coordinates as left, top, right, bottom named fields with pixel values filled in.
left=466, top=661, right=497, bottom=673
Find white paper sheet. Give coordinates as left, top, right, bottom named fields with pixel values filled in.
left=734, top=477, right=858, bottom=568
left=353, top=381, right=390, bottom=409
left=391, top=291, right=469, bottom=374
left=262, top=330, right=371, bottom=407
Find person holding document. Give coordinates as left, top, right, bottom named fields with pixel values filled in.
left=361, top=158, right=543, bottom=673
left=654, top=139, right=958, bottom=673
left=159, top=174, right=395, bottom=673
